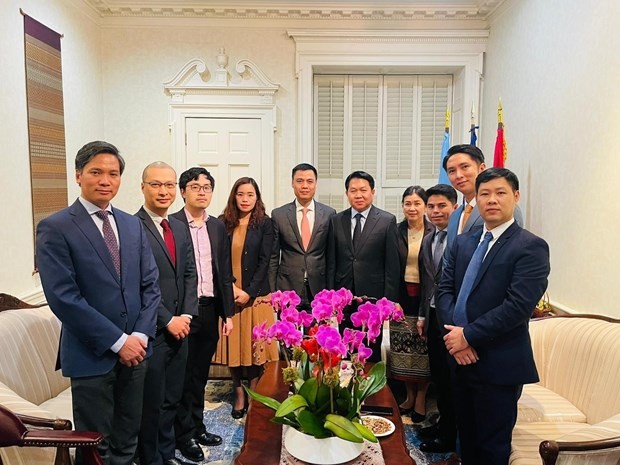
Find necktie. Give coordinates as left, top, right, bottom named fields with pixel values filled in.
left=352, top=213, right=363, bottom=250
left=460, top=204, right=474, bottom=232
left=432, top=230, right=447, bottom=271
left=95, top=210, right=120, bottom=276
left=301, top=207, right=311, bottom=251
left=161, top=219, right=176, bottom=267
left=453, top=231, right=493, bottom=326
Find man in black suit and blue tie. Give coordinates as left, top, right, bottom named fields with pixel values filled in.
left=136, top=162, right=198, bottom=465
left=437, top=168, right=550, bottom=465
left=36, top=141, right=160, bottom=465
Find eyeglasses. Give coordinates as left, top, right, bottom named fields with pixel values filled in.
left=187, top=184, right=213, bottom=193
left=145, top=181, right=177, bottom=190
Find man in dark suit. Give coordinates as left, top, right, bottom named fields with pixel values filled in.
left=416, top=184, right=458, bottom=454
left=443, top=144, right=523, bottom=265
left=326, top=170, right=400, bottom=362
left=136, top=162, right=198, bottom=465
left=36, top=141, right=160, bottom=465
left=437, top=168, right=550, bottom=465
left=172, top=167, right=235, bottom=463
left=269, top=163, right=336, bottom=306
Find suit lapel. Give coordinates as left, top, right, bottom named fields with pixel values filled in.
left=472, top=222, right=519, bottom=290
left=307, top=202, right=325, bottom=251
left=138, top=207, right=173, bottom=267
left=355, top=206, right=379, bottom=251
left=285, top=202, right=304, bottom=250
left=464, top=204, right=481, bottom=232
left=70, top=201, right=120, bottom=283
left=340, top=209, right=353, bottom=253
left=205, top=217, right=220, bottom=275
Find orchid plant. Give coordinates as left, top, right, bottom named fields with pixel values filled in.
left=246, top=288, right=404, bottom=443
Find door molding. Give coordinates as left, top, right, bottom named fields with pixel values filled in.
left=163, top=51, right=279, bottom=209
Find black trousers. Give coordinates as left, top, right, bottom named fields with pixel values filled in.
left=138, top=334, right=188, bottom=465
left=71, top=361, right=147, bottom=465
left=452, top=368, right=523, bottom=465
left=427, top=307, right=457, bottom=446
left=175, top=300, right=220, bottom=443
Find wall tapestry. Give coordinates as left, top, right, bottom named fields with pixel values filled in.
left=23, top=13, right=67, bottom=264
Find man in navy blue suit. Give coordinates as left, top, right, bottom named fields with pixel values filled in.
left=437, top=168, right=550, bottom=465
left=36, top=141, right=160, bottom=465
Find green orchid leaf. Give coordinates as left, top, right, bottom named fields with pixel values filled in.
left=297, top=409, right=330, bottom=438
left=244, top=386, right=281, bottom=411
left=359, top=361, right=387, bottom=402
left=298, top=377, right=319, bottom=408
left=271, top=415, right=300, bottom=428
left=275, top=394, right=308, bottom=417
left=316, top=381, right=331, bottom=409
left=324, top=414, right=364, bottom=443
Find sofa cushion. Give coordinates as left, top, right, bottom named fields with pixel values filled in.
left=38, top=387, right=73, bottom=424
left=555, top=413, right=620, bottom=441
left=510, top=422, right=586, bottom=465
left=0, top=307, right=69, bottom=406
left=518, top=383, right=587, bottom=423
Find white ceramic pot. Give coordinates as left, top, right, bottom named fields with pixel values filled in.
left=283, top=427, right=365, bottom=464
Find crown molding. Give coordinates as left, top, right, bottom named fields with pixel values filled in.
left=82, top=0, right=507, bottom=21
left=288, top=29, right=489, bottom=44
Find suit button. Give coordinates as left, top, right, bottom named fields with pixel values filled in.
left=120, top=312, right=127, bottom=317
left=174, top=300, right=178, bottom=306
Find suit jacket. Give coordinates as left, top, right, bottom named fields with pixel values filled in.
left=36, top=199, right=160, bottom=378
left=445, top=202, right=524, bottom=266
left=136, top=207, right=198, bottom=340
left=397, top=218, right=434, bottom=312
left=437, top=222, right=550, bottom=385
left=326, top=205, right=400, bottom=301
left=228, top=217, right=274, bottom=299
left=171, top=208, right=235, bottom=321
left=269, top=200, right=336, bottom=296
left=418, top=227, right=446, bottom=333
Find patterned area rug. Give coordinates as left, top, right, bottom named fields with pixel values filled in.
left=178, top=380, right=453, bottom=465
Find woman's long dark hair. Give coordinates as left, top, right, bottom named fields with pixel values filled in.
left=220, top=177, right=267, bottom=233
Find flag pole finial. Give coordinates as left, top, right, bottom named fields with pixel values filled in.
left=445, top=107, right=451, bottom=129
left=498, top=98, right=503, bottom=125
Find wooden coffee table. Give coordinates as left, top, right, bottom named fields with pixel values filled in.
left=235, top=361, right=415, bottom=465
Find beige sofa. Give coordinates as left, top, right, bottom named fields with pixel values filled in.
left=511, top=315, right=620, bottom=465
left=0, top=303, right=72, bottom=465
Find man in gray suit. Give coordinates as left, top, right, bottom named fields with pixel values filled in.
left=269, top=163, right=336, bottom=306
left=444, top=144, right=523, bottom=263
left=327, top=171, right=400, bottom=362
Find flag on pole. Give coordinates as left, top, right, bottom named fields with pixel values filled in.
left=469, top=102, right=479, bottom=146
left=493, top=99, right=507, bottom=167
left=439, top=107, right=450, bottom=184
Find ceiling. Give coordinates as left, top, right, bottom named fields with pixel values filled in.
left=81, top=0, right=507, bottom=20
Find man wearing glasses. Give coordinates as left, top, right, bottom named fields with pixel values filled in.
left=171, top=167, right=235, bottom=463
left=136, top=162, right=198, bottom=465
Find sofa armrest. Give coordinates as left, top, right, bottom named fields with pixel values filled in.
left=539, top=436, right=620, bottom=465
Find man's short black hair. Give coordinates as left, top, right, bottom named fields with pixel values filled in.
left=345, top=171, right=375, bottom=190
left=443, top=144, right=485, bottom=171
left=178, top=167, right=215, bottom=191
left=425, top=184, right=458, bottom=205
left=75, top=141, right=125, bottom=174
left=291, top=163, right=317, bottom=179
left=475, top=167, right=519, bottom=193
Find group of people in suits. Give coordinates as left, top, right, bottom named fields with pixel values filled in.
left=35, top=139, right=549, bottom=465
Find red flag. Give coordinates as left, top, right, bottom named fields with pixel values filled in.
left=493, top=100, right=506, bottom=167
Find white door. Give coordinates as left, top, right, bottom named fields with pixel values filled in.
left=185, top=117, right=262, bottom=217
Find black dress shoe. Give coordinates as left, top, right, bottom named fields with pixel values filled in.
left=411, top=411, right=426, bottom=423
left=419, top=437, right=456, bottom=453
left=177, top=438, right=204, bottom=462
left=399, top=405, right=414, bottom=415
left=195, top=431, right=223, bottom=446
left=418, top=422, right=440, bottom=439
left=164, top=458, right=192, bottom=465
left=231, top=407, right=246, bottom=419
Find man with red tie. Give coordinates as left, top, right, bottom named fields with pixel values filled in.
left=136, top=162, right=198, bottom=465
